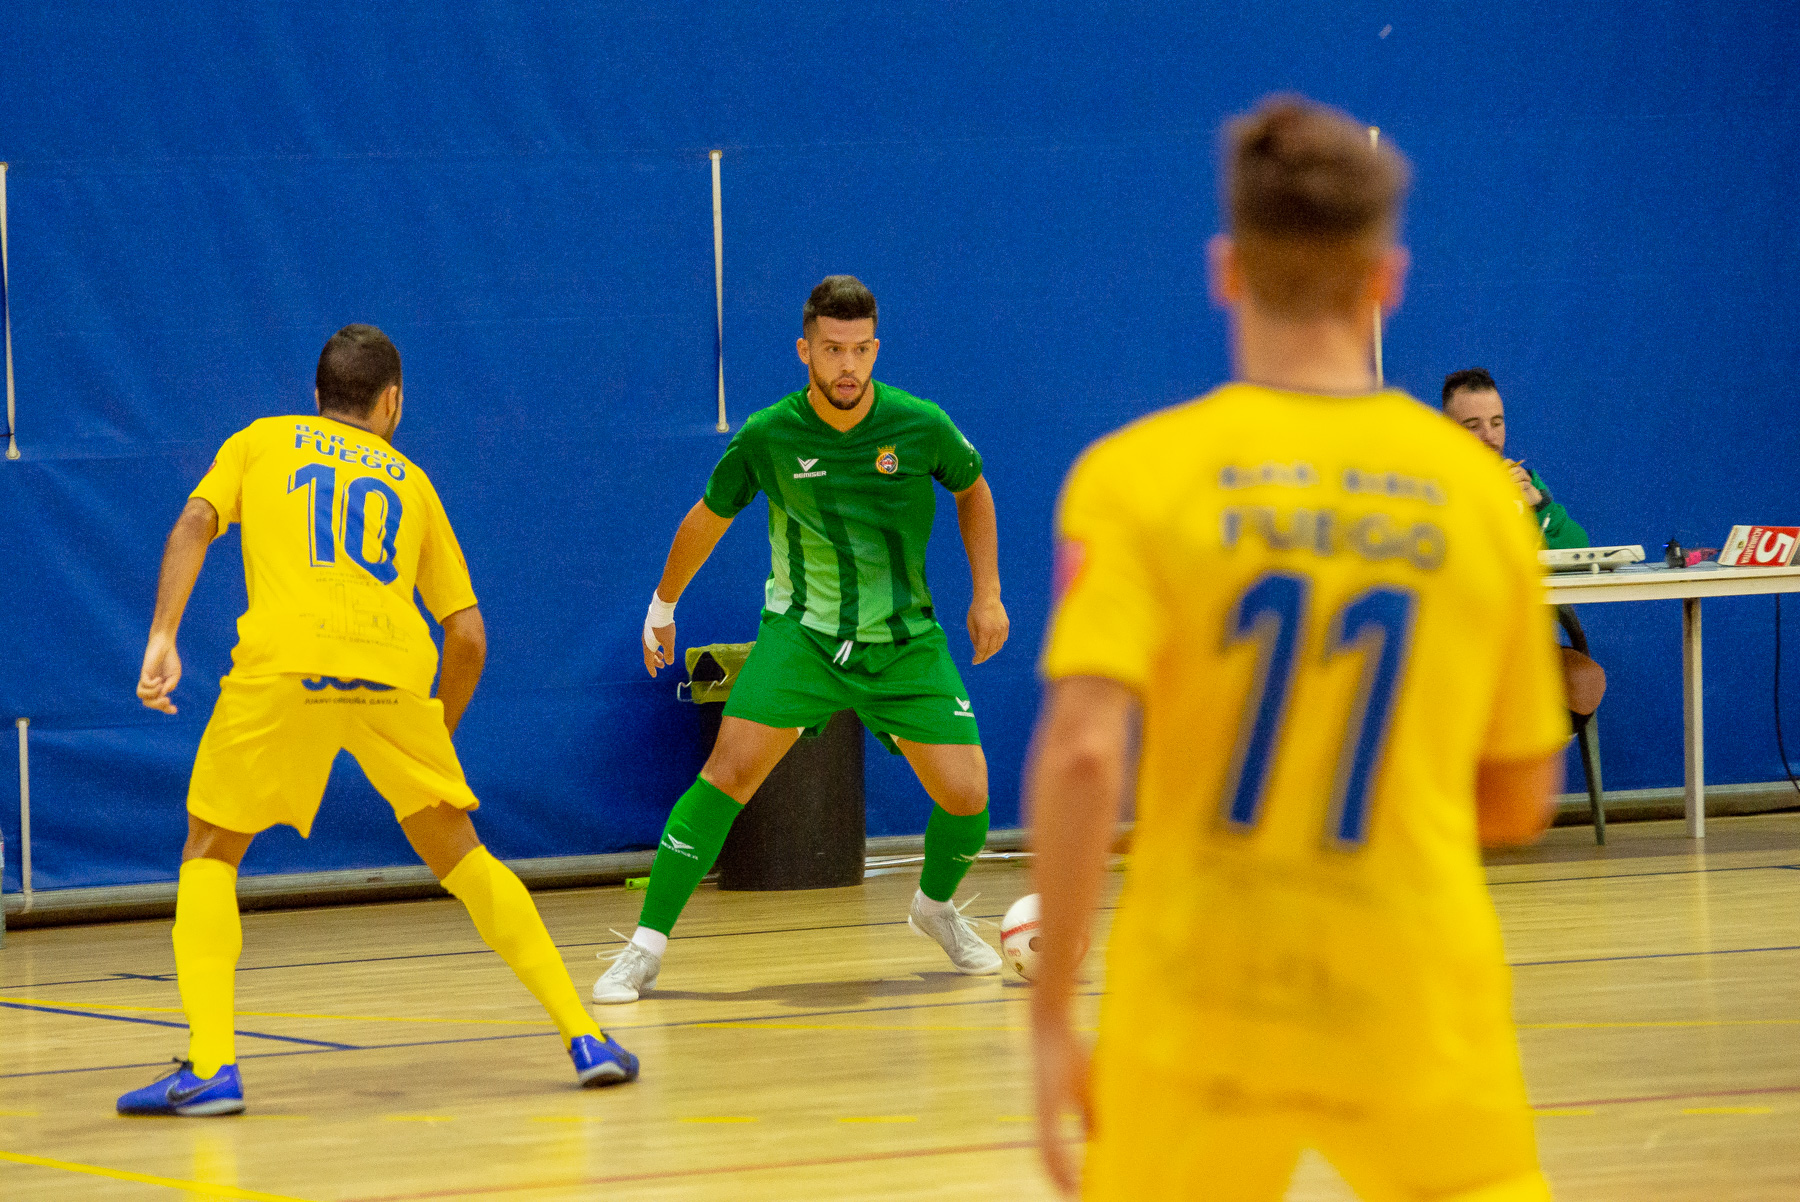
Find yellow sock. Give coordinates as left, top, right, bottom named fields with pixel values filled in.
left=173, top=857, right=241, bottom=1078
left=442, top=847, right=601, bottom=1046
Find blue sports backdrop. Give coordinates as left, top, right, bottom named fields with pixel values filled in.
left=2, top=3, right=1798, bottom=890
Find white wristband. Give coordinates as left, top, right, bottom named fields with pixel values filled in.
left=644, top=591, right=677, bottom=654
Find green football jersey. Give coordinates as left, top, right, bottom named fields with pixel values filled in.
left=703, top=381, right=984, bottom=643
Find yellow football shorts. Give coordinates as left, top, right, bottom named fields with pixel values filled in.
left=1084, top=1051, right=1551, bottom=1202
left=187, top=673, right=479, bottom=837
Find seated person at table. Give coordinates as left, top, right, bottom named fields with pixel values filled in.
left=1443, top=367, right=1588, bottom=549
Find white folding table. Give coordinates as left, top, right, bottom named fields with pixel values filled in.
left=1543, top=563, right=1800, bottom=838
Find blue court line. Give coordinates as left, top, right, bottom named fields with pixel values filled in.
left=1489, top=863, right=1800, bottom=888
left=1513, top=944, right=1800, bottom=968
left=3, top=959, right=487, bottom=993
left=0, top=1031, right=558, bottom=1082
left=1, top=1047, right=344, bottom=1081
left=0, top=1001, right=358, bottom=1050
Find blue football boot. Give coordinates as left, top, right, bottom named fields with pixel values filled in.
left=117, top=1060, right=245, bottom=1116
left=569, top=1034, right=639, bottom=1087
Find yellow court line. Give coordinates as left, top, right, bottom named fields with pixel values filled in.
left=681, top=1116, right=759, bottom=1124
left=0, top=995, right=543, bottom=1027
left=0, top=1110, right=39, bottom=1117
left=384, top=1115, right=456, bottom=1123
left=0, top=1149, right=321, bottom=1202
left=532, top=1116, right=605, bottom=1124
left=839, top=1116, right=919, bottom=1123
left=1682, top=1107, right=1773, bottom=1115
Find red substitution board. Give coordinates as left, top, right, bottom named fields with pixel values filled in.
left=1718, top=525, right=1800, bottom=567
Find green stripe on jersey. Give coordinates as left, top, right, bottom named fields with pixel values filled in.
left=701, top=381, right=984, bottom=644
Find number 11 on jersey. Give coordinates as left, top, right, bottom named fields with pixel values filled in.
left=1221, top=571, right=1417, bottom=848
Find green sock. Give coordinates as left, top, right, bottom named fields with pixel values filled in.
left=638, top=776, right=745, bottom=935
left=919, top=804, right=988, bottom=903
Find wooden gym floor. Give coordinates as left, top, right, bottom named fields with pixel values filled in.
left=2, top=813, right=1797, bottom=1200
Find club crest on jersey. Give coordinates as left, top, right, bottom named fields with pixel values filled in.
left=875, top=445, right=899, bottom=475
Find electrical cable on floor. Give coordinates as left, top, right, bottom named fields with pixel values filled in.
left=1776, top=594, right=1800, bottom=797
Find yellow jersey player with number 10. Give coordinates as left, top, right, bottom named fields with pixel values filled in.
left=1026, top=99, right=1569, bottom=1200
left=117, top=325, right=638, bottom=1118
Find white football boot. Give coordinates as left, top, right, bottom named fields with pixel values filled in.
left=592, top=942, right=661, bottom=1004
left=908, top=891, right=1003, bottom=975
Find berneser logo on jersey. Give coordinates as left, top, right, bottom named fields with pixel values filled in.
left=875, top=445, right=899, bottom=475
left=793, top=456, right=827, bottom=479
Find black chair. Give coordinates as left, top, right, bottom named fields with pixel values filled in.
left=1556, top=605, right=1607, bottom=844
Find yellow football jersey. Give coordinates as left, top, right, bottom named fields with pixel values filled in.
left=191, top=414, right=477, bottom=697
left=1044, top=383, right=1568, bottom=1108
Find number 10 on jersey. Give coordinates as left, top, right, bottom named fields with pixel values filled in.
left=1222, top=572, right=1417, bottom=848
left=288, top=464, right=404, bottom=584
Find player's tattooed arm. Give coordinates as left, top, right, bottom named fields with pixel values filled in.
left=437, top=606, right=486, bottom=736
left=954, top=476, right=1009, bottom=664
left=644, top=499, right=735, bottom=677
left=137, top=497, right=220, bottom=714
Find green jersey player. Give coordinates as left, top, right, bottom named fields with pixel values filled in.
left=594, top=276, right=1010, bottom=1002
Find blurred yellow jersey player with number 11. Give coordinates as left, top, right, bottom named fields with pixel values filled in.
left=1027, top=98, right=1569, bottom=1200
left=117, top=325, right=638, bottom=1118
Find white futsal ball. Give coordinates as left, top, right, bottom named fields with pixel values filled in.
left=1000, top=893, right=1042, bottom=981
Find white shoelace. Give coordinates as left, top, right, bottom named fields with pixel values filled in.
left=597, top=929, right=648, bottom=965
left=928, top=894, right=997, bottom=937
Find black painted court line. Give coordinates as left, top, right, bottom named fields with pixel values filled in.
left=1, top=903, right=1094, bottom=993
left=0, top=1001, right=358, bottom=1050
left=0, top=987, right=1101, bottom=1081
left=604, top=986, right=1103, bottom=1033
left=1513, top=944, right=1800, bottom=968
left=342, top=1138, right=1046, bottom=1201
left=1488, top=862, right=1800, bottom=888
left=1538, top=1081, right=1800, bottom=1109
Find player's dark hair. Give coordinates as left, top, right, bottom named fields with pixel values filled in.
left=802, top=275, right=878, bottom=334
left=1442, top=367, right=1499, bottom=406
left=1224, top=94, right=1410, bottom=319
left=316, top=324, right=402, bottom=417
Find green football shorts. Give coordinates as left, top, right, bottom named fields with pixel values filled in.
left=722, top=611, right=981, bottom=753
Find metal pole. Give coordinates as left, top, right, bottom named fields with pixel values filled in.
left=1683, top=598, right=1705, bottom=838
left=3, top=162, right=18, bottom=460
left=16, top=718, right=30, bottom=912
left=711, top=150, right=728, bottom=433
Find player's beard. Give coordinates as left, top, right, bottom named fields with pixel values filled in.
left=813, top=368, right=871, bottom=411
